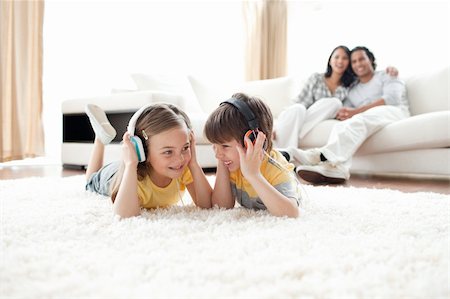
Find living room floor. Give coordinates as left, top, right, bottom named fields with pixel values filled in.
left=1, top=163, right=449, bottom=195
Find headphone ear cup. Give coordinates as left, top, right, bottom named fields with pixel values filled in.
left=244, top=129, right=268, bottom=150
left=244, top=130, right=257, bottom=149
left=130, top=136, right=146, bottom=162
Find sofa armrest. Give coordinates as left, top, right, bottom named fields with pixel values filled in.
left=61, top=90, right=184, bottom=114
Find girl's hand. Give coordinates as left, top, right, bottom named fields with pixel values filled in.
left=122, top=132, right=139, bottom=167
left=188, top=130, right=197, bottom=167
left=236, top=131, right=265, bottom=180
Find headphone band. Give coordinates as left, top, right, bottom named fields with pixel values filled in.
left=220, top=98, right=259, bottom=130
left=127, top=104, right=153, bottom=136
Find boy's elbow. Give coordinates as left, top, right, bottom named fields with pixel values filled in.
left=277, top=203, right=300, bottom=218
left=271, top=206, right=300, bottom=218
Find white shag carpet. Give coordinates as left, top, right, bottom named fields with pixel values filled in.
left=1, top=175, right=449, bottom=299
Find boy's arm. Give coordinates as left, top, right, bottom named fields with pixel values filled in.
left=187, top=132, right=212, bottom=208
left=237, top=133, right=299, bottom=218
left=211, top=160, right=235, bottom=209
left=245, top=174, right=299, bottom=218
left=113, top=133, right=141, bottom=218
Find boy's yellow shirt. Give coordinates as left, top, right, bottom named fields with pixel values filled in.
left=229, top=150, right=299, bottom=209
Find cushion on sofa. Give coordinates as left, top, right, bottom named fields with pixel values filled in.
left=188, top=112, right=210, bottom=145
left=300, top=111, right=450, bottom=156
left=406, top=66, right=449, bottom=115
left=188, top=75, right=301, bottom=117
left=357, top=111, right=450, bottom=155
left=131, top=73, right=203, bottom=114
left=299, top=120, right=336, bottom=148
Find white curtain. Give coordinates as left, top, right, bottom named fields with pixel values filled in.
left=243, top=0, right=287, bottom=81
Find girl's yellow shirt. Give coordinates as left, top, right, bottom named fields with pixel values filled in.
left=137, top=167, right=193, bottom=208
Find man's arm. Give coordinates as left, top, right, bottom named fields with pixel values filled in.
left=380, top=75, right=405, bottom=106
left=336, top=99, right=385, bottom=120
left=337, top=73, right=405, bottom=120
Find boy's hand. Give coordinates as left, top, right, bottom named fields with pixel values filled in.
left=122, top=132, right=139, bottom=167
left=236, top=131, right=265, bottom=180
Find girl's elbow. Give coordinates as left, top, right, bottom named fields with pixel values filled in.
left=197, top=200, right=212, bottom=209
left=211, top=198, right=235, bottom=210
left=287, top=207, right=300, bottom=218
left=113, top=206, right=141, bottom=219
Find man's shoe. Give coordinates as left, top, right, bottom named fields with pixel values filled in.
left=279, top=150, right=291, bottom=162
left=296, top=162, right=349, bottom=185
left=280, top=147, right=321, bottom=166
left=85, top=104, right=117, bottom=145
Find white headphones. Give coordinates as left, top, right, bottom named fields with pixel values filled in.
left=127, top=104, right=152, bottom=162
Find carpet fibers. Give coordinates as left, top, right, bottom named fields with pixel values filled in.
left=1, top=175, right=449, bottom=299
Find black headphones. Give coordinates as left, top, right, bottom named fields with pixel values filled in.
left=220, top=98, right=261, bottom=148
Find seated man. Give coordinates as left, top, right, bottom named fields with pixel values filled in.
left=285, top=46, right=410, bottom=184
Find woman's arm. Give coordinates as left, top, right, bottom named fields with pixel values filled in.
left=237, top=133, right=299, bottom=218
left=186, top=132, right=212, bottom=208
left=293, top=73, right=320, bottom=108
left=113, top=132, right=141, bottom=218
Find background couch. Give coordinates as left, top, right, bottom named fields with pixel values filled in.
left=62, top=66, right=449, bottom=179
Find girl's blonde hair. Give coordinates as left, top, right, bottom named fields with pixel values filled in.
left=110, top=103, right=192, bottom=203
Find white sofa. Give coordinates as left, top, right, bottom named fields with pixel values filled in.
left=61, top=66, right=450, bottom=179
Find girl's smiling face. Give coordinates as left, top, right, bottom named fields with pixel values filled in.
left=213, top=139, right=243, bottom=172
left=147, top=124, right=191, bottom=183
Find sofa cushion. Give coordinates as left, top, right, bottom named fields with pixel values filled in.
left=131, top=73, right=203, bottom=114
left=188, top=112, right=210, bottom=145
left=351, top=148, right=450, bottom=178
left=358, top=111, right=450, bottom=155
left=188, top=75, right=301, bottom=117
left=300, top=111, right=450, bottom=156
left=299, top=119, right=336, bottom=148
left=406, top=66, right=449, bottom=115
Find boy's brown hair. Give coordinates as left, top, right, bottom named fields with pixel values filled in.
left=204, top=92, right=273, bottom=151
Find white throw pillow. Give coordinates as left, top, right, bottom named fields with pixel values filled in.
left=406, top=66, right=450, bottom=115
left=187, top=75, right=235, bottom=115
left=188, top=75, right=300, bottom=117
left=131, top=73, right=204, bottom=114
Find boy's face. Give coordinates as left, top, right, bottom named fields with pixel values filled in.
left=212, top=139, right=243, bottom=172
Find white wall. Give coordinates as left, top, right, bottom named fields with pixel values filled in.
left=43, top=0, right=244, bottom=161
left=287, top=1, right=450, bottom=79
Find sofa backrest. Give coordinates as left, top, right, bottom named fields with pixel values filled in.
left=405, top=66, right=449, bottom=115
left=128, top=67, right=449, bottom=118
